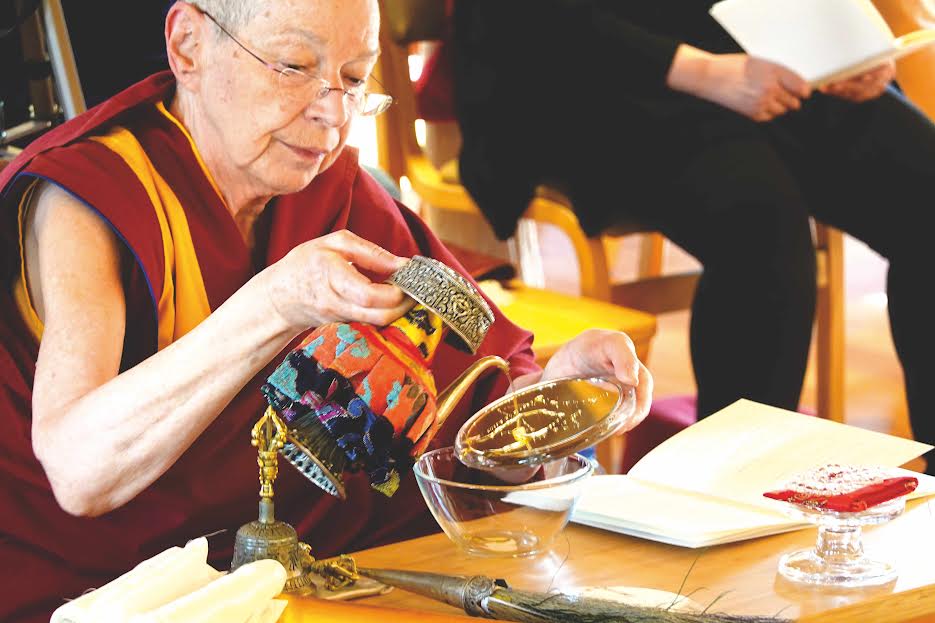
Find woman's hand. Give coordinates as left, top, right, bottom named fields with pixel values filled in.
left=668, top=46, right=811, bottom=122
left=262, top=229, right=413, bottom=332
left=538, top=329, right=653, bottom=434
left=819, top=61, right=895, bottom=102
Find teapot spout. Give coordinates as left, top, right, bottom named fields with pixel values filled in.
left=434, top=355, right=511, bottom=432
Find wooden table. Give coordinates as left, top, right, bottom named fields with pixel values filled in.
left=286, top=498, right=935, bottom=622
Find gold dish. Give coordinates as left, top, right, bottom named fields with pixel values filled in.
left=455, top=375, right=636, bottom=470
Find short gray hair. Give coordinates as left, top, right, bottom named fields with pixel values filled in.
left=185, top=0, right=258, bottom=31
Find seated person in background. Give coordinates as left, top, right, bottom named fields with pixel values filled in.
left=0, top=1, right=652, bottom=621
left=452, top=1, right=935, bottom=471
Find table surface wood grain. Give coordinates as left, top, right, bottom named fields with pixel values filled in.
left=284, top=498, right=935, bottom=622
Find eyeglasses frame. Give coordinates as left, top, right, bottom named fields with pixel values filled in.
left=196, top=7, right=393, bottom=116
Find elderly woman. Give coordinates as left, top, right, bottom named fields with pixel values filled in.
left=0, top=1, right=651, bottom=620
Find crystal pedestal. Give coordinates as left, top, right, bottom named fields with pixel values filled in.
left=770, top=465, right=915, bottom=588
left=778, top=497, right=905, bottom=587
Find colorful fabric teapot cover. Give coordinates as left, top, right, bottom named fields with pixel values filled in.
left=262, top=304, right=453, bottom=498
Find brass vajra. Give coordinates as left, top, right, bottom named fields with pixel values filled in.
left=312, top=554, right=360, bottom=591
left=253, top=406, right=287, bottom=499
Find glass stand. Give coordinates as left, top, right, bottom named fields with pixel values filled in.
left=778, top=495, right=906, bottom=587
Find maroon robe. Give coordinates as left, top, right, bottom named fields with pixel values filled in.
left=0, top=72, right=537, bottom=622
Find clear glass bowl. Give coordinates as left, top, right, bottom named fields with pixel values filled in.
left=414, top=447, right=594, bottom=557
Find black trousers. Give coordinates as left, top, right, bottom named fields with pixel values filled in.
left=597, top=89, right=935, bottom=471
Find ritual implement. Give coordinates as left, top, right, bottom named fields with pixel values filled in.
left=355, top=568, right=789, bottom=623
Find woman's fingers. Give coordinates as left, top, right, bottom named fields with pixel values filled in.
left=265, top=231, right=414, bottom=330
left=777, top=70, right=811, bottom=99
left=327, top=256, right=408, bottom=309
left=603, top=331, right=640, bottom=387
left=631, top=362, right=654, bottom=429
left=774, top=87, right=802, bottom=112
left=820, top=62, right=894, bottom=102
left=611, top=362, right=654, bottom=437
left=319, top=229, right=408, bottom=274
left=337, top=296, right=416, bottom=327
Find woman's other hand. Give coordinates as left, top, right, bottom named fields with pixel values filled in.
left=539, top=329, right=653, bottom=435
left=487, top=329, right=654, bottom=484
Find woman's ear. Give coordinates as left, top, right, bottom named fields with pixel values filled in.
left=165, top=2, right=206, bottom=91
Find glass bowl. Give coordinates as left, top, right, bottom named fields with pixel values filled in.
left=414, top=447, right=594, bottom=557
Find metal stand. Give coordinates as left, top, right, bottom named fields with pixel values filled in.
left=1, top=0, right=84, bottom=161
left=41, top=0, right=85, bottom=119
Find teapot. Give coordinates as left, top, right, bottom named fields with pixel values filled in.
left=259, top=255, right=505, bottom=499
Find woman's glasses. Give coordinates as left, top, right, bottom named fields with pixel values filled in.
left=201, top=10, right=393, bottom=116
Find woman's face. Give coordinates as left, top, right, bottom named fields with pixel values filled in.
left=196, top=0, right=380, bottom=197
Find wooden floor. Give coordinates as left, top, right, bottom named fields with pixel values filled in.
left=536, top=227, right=922, bottom=469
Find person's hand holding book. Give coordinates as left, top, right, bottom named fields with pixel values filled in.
left=819, top=60, right=896, bottom=102
left=667, top=46, right=812, bottom=122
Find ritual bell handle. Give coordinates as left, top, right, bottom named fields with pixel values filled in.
left=252, top=406, right=287, bottom=501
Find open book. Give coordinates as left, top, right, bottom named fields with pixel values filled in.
left=570, top=399, right=935, bottom=548
left=709, top=0, right=935, bottom=86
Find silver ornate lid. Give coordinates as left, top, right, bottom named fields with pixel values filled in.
left=388, top=255, right=495, bottom=354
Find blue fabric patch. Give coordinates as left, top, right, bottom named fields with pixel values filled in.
left=350, top=340, right=370, bottom=358
left=267, top=363, right=299, bottom=399
left=301, top=335, right=325, bottom=358
left=360, top=378, right=373, bottom=406
left=346, top=397, right=369, bottom=419
left=335, top=324, right=360, bottom=357
left=386, top=381, right=402, bottom=410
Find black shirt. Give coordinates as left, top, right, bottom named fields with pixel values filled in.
left=451, top=0, right=742, bottom=238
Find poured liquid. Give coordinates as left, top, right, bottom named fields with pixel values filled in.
left=506, top=371, right=532, bottom=450
left=458, top=367, right=523, bottom=462
left=462, top=529, right=541, bottom=557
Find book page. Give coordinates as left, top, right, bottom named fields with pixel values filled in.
left=710, top=0, right=896, bottom=84
left=628, top=399, right=933, bottom=510
left=572, top=475, right=806, bottom=548
left=799, top=30, right=935, bottom=86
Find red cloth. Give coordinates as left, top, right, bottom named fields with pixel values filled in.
left=764, top=476, right=919, bottom=512
left=411, top=0, right=456, bottom=122
left=415, top=40, right=457, bottom=122
left=0, top=72, right=537, bottom=622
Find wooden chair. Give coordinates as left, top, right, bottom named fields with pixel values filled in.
left=872, top=0, right=935, bottom=121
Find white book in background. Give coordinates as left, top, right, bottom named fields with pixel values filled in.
left=570, top=399, right=935, bottom=548
left=709, top=0, right=935, bottom=86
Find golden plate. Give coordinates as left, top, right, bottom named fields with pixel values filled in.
left=455, top=376, right=636, bottom=470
